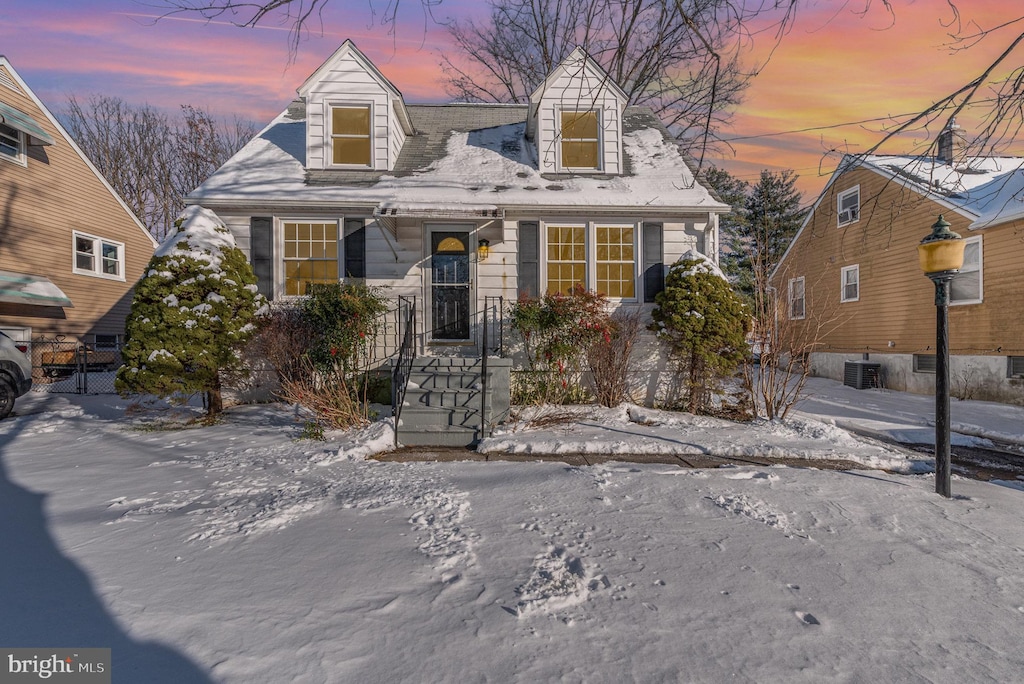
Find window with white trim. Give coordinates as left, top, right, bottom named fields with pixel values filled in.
left=330, top=105, right=371, bottom=166
left=559, top=110, right=600, bottom=170
left=788, top=276, right=805, bottom=319
left=0, top=123, right=24, bottom=164
left=282, top=220, right=339, bottom=296
left=837, top=186, right=860, bottom=226
left=544, top=222, right=636, bottom=299
left=73, top=232, right=124, bottom=280
left=840, top=264, right=859, bottom=302
left=950, top=235, right=982, bottom=305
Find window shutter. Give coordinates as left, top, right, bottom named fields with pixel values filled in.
left=642, top=222, right=664, bottom=303
left=518, top=221, right=539, bottom=298
left=344, top=219, right=366, bottom=278
left=249, top=216, right=274, bottom=300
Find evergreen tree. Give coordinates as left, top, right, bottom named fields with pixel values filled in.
left=650, top=254, right=750, bottom=414
left=116, top=206, right=267, bottom=416
left=703, top=166, right=751, bottom=297
left=745, top=169, right=804, bottom=291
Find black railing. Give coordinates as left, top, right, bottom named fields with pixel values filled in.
left=390, top=295, right=416, bottom=446
left=482, top=295, right=504, bottom=356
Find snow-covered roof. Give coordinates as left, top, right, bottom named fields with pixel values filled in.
left=862, top=154, right=1024, bottom=229
left=188, top=103, right=727, bottom=214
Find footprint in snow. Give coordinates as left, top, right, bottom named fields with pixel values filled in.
left=795, top=611, right=820, bottom=626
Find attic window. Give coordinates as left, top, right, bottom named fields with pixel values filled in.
left=838, top=186, right=859, bottom=226
left=0, top=123, right=24, bottom=164
left=330, top=105, right=371, bottom=166
left=560, top=111, right=600, bottom=170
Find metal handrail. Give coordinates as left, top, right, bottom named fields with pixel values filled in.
left=391, top=295, right=416, bottom=446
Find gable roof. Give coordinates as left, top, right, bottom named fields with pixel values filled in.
left=0, top=56, right=157, bottom=248
left=528, top=46, right=629, bottom=106
left=297, top=40, right=413, bottom=135
left=188, top=101, right=726, bottom=214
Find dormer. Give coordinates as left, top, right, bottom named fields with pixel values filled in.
left=297, top=40, right=414, bottom=172
left=527, top=47, right=628, bottom=175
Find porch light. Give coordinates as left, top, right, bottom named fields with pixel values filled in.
left=477, top=238, right=490, bottom=262
left=918, top=214, right=965, bottom=498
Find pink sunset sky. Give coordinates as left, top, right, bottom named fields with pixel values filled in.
left=1, top=0, right=1020, bottom=201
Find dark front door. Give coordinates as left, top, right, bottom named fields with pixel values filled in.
left=431, top=231, right=471, bottom=340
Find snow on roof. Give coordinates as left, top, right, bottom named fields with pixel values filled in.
left=864, top=154, right=1024, bottom=229
left=189, top=106, right=726, bottom=212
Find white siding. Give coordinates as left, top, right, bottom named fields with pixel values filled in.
left=663, top=219, right=706, bottom=264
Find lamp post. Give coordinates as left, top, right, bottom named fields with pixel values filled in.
left=917, top=214, right=966, bottom=498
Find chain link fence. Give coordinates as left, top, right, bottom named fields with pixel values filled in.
left=28, top=336, right=123, bottom=394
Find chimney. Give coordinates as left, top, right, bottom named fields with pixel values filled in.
left=936, top=119, right=966, bottom=164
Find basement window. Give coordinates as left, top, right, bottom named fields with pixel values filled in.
left=1009, top=356, right=1024, bottom=379
left=913, top=354, right=936, bottom=374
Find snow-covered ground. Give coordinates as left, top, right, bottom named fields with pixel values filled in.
left=2, top=382, right=1023, bottom=682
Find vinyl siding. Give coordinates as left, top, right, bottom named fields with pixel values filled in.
left=775, top=165, right=1024, bottom=358
left=534, top=67, right=623, bottom=175
left=0, top=64, right=154, bottom=340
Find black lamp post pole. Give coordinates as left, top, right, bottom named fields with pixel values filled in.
left=930, top=270, right=956, bottom=498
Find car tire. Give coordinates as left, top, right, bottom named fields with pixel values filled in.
left=0, top=376, right=15, bottom=420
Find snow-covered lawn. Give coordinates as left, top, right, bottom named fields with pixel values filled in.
left=2, top=389, right=1023, bottom=682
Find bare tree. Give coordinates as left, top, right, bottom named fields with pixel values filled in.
left=64, top=96, right=256, bottom=241
left=439, top=0, right=774, bottom=157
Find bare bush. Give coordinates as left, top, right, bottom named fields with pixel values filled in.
left=587, top=307, right=642, bottom=407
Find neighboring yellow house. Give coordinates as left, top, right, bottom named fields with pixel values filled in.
left=0, top=56, right=156, bottom=351
left=772, top=123, right=1024, bottom=405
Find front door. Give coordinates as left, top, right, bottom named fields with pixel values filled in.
left=430, top=231, right=471, bottom=340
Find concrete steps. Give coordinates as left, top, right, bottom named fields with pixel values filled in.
left=395, top=356, right=511, bottom=447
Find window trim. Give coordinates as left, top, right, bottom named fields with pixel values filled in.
left=1008, top=356, right=1024, bottom=379
left=557, top=108, right=602, bottom=173
left=788, top=276, right=806, bottom=320
left=950, top=235, right=983, bottom=306
left=913, top=354, right=937, bottom=374
left=539, top=219, right=639, bottom=301
left=72, top=231, right=125, bottom=281
left=0, top=122, right=26, bottom=166
left=840, top=264, right=860, bottom=303
left=278, top=218, right=343, bottom=298
left=327, top=102, right=373, bottom=169
left=837, top=185, right=860, bottom=227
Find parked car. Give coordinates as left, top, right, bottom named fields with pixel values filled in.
left=0, top=331, right=32, bottom=419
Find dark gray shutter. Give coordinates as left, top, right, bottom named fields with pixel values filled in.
left=643, top=222, right=664, bottom=303
left=344, top=218, right=366, bottom=278
left=518, top=221, right=540, bottom=298
left=250, top=216, right=274, bottom=300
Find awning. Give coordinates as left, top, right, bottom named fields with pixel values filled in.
left=0, top=101, right=55, bottom=146
left=0, top=271, right=73, bottom=307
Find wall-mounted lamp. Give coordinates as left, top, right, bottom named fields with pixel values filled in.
left=477, top=238, right=490, bottom=262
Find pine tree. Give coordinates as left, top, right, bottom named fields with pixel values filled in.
left=703, top=166, right=751, bottom=296
left=116, top=206, right=268, bottom=416
left=650, top=254, right=750, bottom=414
left=745, top=169, right=804, bottom=296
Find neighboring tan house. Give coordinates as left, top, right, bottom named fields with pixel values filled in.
left=188, top=41, right=728, bottom=443
left=772, top=122, right=1024, bottom=405
left=0, top=56, right=157, bottom=353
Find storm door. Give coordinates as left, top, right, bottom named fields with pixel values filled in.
left=430, top=231, right=471, bottom=340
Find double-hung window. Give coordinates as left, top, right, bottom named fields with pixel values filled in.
left=840, top=264, right=859, bottom=302
left=330, top=105, right=371, bottom=166
left=950, top=235, right=982, bottom=304
left=560, top=111, right=600, bottom=170
left=545, top=222, right=636, bottom=299
left=73, top=232, right=124, bottom=280
left=838, top=186, right=860, bottom=226
left=0, top=122, right=24, bottom=164
left=283, top=221, right=339, bottom=296
left=788, top=276, right=805, bottom=319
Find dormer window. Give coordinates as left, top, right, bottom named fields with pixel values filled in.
left=0, top=122, right=25, bottom=164
left=560, top=111, right=600, bottom=170
left=330, top=105, right=371, bottom=166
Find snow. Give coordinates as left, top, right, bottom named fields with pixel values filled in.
left=3, top=380, right=1024, bottom=682
left=189, top=111, right=727, bottom=212
left=155, top=205, right=237, bottom=262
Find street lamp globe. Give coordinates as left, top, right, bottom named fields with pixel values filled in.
left=918, top=214, right=965, bottom=275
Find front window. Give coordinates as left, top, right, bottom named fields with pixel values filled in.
left=840, top=264, right=859, bottom=302
left=73, top=232, right=124, bottom=279
left=283, top=221, right=339, bottom=296
left=788, top=276, right=805, bottom=319
left=838, top=186, right=860, bottom=226
left=560, top=111, right=600, bottom=170
left=545, top=222, right=636, bottom=298
left=330, top=105, right=371, bottom=166
left=951, top=235, right=982, bottom=304
left=0, top=123, right=24, bottom=163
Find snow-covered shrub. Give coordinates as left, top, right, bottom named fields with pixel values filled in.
left=116, top=206, right=267, bottom=416
left=649, top=252, right=750, bottom=414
